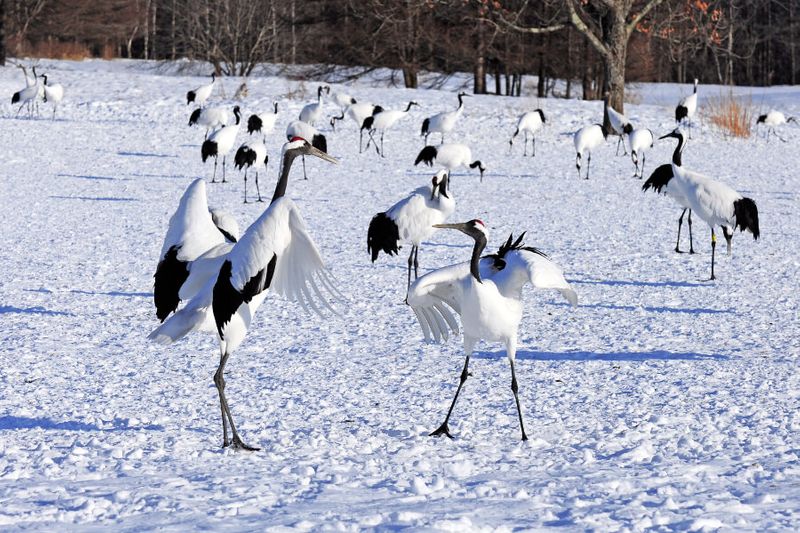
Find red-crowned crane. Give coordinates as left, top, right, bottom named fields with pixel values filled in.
left=149, top=138, right=341, bottom=450
left=39, top=74, right=64, bottom=120
left=629, top=128, right=654, bottom=179
left=285, top=120, right=328, bottom=180
left=247, top=102, right=279, bottom=136
left=153, top=179, right=239, bottom=322
left=573, top=124, right=607, bottom=179
left=187, top=73, right=216, bottom=106
left=234, top=140, right=268, bottom=203
left=190, top=105, right=240, bottom=139
left=675, top=79, right=699, bottom=137
left=363, top=101, right=419, bottom=157
left=509, top=109, right=545, bottom=156
left=329, top=102, right=384, bottom=152
left=415, top=143, right=485, bottom=182
left=331, top=89, right=357, bottom=110
left=407, top=221, right=577, bottom=440
left=421, top=92, right=469, bottom=144
left=368, top=170, right=454, bottom=293
left=605, top=94, right=633, bottom=156
left=11, top=75, right=41, bottom=118
left=299, top=85, right=329, bottom=126
left=201, top=106, right=242, bottom=183
left=642, top=164, right=697, bottom=254
left=756, top=110, right=795, bottom=142
left=660, top=129, right=759, bottom=280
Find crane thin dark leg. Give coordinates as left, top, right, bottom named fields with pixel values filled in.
left=509, top=358, right=528, bottom=441
left=675, top=208, right=686, bottom=253
left=211, top=159, right=218, bottom=183
left=255, top=171, right=264, bottom=202
left=243, top=170, right=249, bottom=203
left=688, top=210, right=695, bottom=253
left=214, top=350, right=260, bottom=451
left=709, top=228, right=717, bottom=281
left=430, top=355, right=471, bottom=439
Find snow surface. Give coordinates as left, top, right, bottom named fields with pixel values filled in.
left=1, top=59, right=799, bottom=530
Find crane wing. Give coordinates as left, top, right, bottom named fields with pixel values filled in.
left=406, top=262, right=470, bottom=343
left=491, top=249, right=578, bottom=307
left=148, top=278, right=216, bottom=344
left=154, top=179, right=228, bottom=321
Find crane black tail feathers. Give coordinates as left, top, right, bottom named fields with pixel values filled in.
left=153, top=246, right=190, bottom=322
left=361, top=116, right=375, bottom=130
left=733, top=198, right=760, bottom=239
left=187, top=90, right=196, bottom=104
left=367, top=213, right=400, bottom=262
left=421, top=118, right=430, bottom=136
left=11, top=92, right=21, bottom=104
left=188, top=108, right=201, bottom=126
left=201, top=140, right=218, bottom=162
left=312, top=134, right=327, bottom=153
left=676, top=105, right=688, bottom=123
left=234, top=146, right=256, bottom=170
left=415, top=145, right=438, bottom=166
left=247, top=114, right=262, bottom=134
left=641, top=164, right=674, bottom=193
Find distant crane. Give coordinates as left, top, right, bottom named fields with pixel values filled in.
left=421, top=92, right=469, bottom=144
left=628, top=128, right=654, bottom=179
left=247, top=102, right=279, bottom=136
left=573, top=124, right=607, bottom=179
left=299, top=85, right=329, bottom=126
left=187, top=73, right=216, bottom=106
left=40, top=74, right=64, bottom=120
left=330, top=102, right=383, bottom=152
left=605, top=94, right=633, bottom=156
left=285, top=120, right=329, bottom=179
left=756, top=110, right=795, bottom=142
left=201, top=107, right=242, bottom=182
left=675, top=79, right=699, bottom=137
left=190, top=105, right=240, bottom=139
left=234, top=140, right=268, bottom=203
left=363, top=101, right=419, bottom=157
left=415, top=143, right=486, bottom=182
left=509, top=109, right=546, bottom=156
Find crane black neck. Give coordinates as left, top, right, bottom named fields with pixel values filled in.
left=672, top=134, right=685, bottom=166
left=271, top=150, right=298, bottom=203
left=469, top=233, right=487, bottom=282
left=404, top=101, right=415, bottom=112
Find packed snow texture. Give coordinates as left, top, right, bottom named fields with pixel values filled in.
left=1, top=59, right=799, bottom=530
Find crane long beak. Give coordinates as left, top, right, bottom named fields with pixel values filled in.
left=308, top=146, right=338, bottom=164
left=433, top=223, right=466, bottom=230
left=659, top=132, right=677, bottom=140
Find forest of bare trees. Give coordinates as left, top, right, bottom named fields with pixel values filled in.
left=2, top=0, right=798, bottom=107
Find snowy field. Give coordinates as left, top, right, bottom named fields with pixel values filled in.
left=1, top=59, right=799, bottom=530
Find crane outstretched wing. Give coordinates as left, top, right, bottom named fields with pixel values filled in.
left=154, top=179, right=229, bottom=321
left=148, top=278, right=216, bottom=344
left=406, top=262, right=470, bottom=343
left=491, top=247, right=578, bottom=307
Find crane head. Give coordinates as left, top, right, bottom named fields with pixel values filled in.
left=430, top=170, right=449, bottom=200
left=659, top=128, right=683, bottom=141
left=284, top=137, right=338, bottom=164
left=434, top=219, right=488, bottom=240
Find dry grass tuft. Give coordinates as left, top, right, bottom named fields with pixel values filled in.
left=706, top=91, right=755, bottom=138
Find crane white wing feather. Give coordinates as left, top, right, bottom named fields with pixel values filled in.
left=148, top=279, right=216, bottom=344
left=160, top=179, right=224, bottom=260
left=490, top=249, right=578, bottom=306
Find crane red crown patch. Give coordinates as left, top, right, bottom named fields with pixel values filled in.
left=475, top=219, right=485, bottom=226
left=289, top=136, right=305, bottom=143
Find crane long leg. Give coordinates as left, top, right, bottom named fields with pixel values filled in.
left=222, top=157, right=227, bottom=183
left=430, top=352, right=472, bottom=439
left=615, top=136, right=622, bottom=156
left=532, top=136, right=536, bottom=157
left=575, top=153, right=581, bottom=179
left=255, top=170, right=264, bottom=202
left=243, top=169, right=249, bottom=203
left=406, top=245, right=416, bottom=292
left=380, top=132, right=385, bottom=158
left=413, top=246, right=420, bottom=279
left=675, top=208, right=687, bottom=253
left=302, top=156, right=308, bottom=180
left=214, top=350, right=260, bottom=451
left=709, top=228, right=717, bottom=281
left=211, top=158, right=218, bottom=183
left=508, top=349, right=528, bottom=442
left=523, top=132, right=528, bottom=156
left=641, top=152, right=646, bottom=179
left=722, top=225, right=732, bottom=255
left=586, top=154, right=591, bottom=180
left=359, top=129, right=364, bottom=153
left=688, top=210, right=695, bottom=254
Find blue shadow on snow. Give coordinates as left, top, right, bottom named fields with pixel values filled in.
left=473, top=349, right=728, bottom=362
left=50, top=195, right=138, bottom=202
left=0, top=305, right=72, bottom=316
left=0, top=416, right=164, bottom=432
left=570, top=278, right=707, bottom=288
left=70, top=289, right=152, bottom=298
left=551, top=301, right=734, bottom=315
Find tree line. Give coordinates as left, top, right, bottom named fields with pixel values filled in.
left=2, top=0, right=798, bottom=110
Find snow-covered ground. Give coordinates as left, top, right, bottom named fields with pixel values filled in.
left=1, top=59, right=799, bottom=530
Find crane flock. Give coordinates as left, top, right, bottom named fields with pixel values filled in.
left=8, top=66, right=771, bottom=450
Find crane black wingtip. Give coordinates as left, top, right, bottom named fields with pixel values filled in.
left=153, top=246, right=190, bottom=322
left=414, top=146, right=437, bottom=167
left=733, top=198, right=760, bottom=240
left=367, top=213, right=400, bottom=262
left=201, top=140, right=218, bottom=162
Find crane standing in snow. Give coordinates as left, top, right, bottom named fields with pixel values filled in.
left=659, top=128, right=759, bottom=280
left=234, top=140, right=268, bottom=203
left=247, top=103, right=279, bottom=136
left=509, top=109, right=546, bottom=157
left=368, top=170, right=454, bottom=294
left=363, top=101, right=419, bottom=157
left=407, top=221, right=577, bottom=441
left=421, top=92, right=469, bottom=144
left=756, top=111, right=795, bottom=142
left=675, top=79, right=699, bottom=137
left=415, top=143, right=486, bottom=182
left=149, top=138, right=341, bottom=450
left=187, top=73, right=216, bottom=106
left=201, top=106, right=242, bottom=183
left=573, top=124, right=607, bottom=179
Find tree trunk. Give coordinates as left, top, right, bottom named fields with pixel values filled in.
left=474, top=17, right=486, bottom=94
left=403, top=67, right=418, bottom=89
left=0, top=0, right=5, bottom=66
left=602, top=8, right=627, bottom=119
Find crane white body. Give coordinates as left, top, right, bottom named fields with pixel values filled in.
left=149, top=139, right=340, bottom=450
left=421, top=92, right=469, bottom=144
left=756, top=110, right=795, bottom=141
left=407, top=222, right=577, bottom=440
left=368, top=170, right=454, bottom=291
left=234, top=140, right=268, bottom=203
left=12, top=77, right=41, bottom=117
left=187, top=74, right=216, bottom=106
left=605, top=97, right=632, bottom=156
left=41, top=76, right=64, bottom=118
left=660, top=129, right=759, bottom=279
left=573, top=124, right=607, bottom=179
left=364, top=101, right=418, bottom=157
left=675, top=79, right=699, bottom=136
left=414, top=143, right=485, bottom=181
left=247, top=102, right=279, bottom=136
left=190, top=105, right=239, bottom=139
left=201, top=108, right=242, bottom=182
left=331, top=90, right=357, bottom=109
left=509, top=109, right=545, bottom=156
left=628, top=128, right=654, bottom=178
left=299, top=86, right=329, bottom=126
left=330, top=102, right=383, bottom=152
